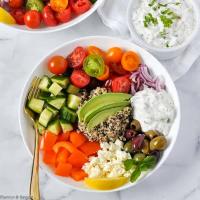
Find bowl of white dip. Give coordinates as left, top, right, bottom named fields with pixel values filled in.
left=127, top=0, right=200, bottom=60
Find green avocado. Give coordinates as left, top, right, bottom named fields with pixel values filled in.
left=26, top=0, right=44, bottom=12
left=78, top=93, right=131, bottom=122
left=84, top=101, right=130, bottom=123
left=86, top=106, right=125, bottom=131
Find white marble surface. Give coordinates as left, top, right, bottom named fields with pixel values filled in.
left=0, top=12, right=200, bottom=200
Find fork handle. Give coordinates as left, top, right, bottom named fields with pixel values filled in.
left=29, top=125, right=40, bottom=200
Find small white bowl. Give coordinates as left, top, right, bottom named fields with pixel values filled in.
left=0, top=0, right=104, bottom=34
left=19, top=36, right=181, bottom=192
left=127, top=0, right=200, bottom=60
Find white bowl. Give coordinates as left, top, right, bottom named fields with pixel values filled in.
left=0, top=0, right=104, bottom=34
left=127, top=0, right=200, bottom=60
left=19, top=36, right=181, bottom=192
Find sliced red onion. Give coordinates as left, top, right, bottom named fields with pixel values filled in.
left=140, top=65, right=155, bottom=83
left=131, top=83, right=136, bottom=95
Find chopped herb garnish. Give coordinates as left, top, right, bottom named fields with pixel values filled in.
left=166, top=42, right=170, bottom=47
left=160, top=30, right=167, bottom=38
left=160, top=15, right=173, bottom=28
left=148, top=0, right=157, bottom=7
left=144, top=13, right=158, bottom=27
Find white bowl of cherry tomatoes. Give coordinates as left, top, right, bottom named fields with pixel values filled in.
left=19, top=36, right=180, bottom=192
left=0, top=0, right=104, bottom=32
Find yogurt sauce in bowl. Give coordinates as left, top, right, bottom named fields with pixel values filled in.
left=132, top=0, right=195, bottom=48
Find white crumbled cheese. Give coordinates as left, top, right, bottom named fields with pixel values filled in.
left=132, top=0, right=195, bottom=48
left=131, top=88, right=176, bottom=135
left=82, top=140, right=132, bottom=178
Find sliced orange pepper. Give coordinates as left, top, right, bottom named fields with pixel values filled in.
left=55, top=163, right=72, bottom=177
left=79, top=141, right=100, bottom=156
left=69, top=132, right=87, bottom=147
left=57, top=132, right=70, bottom=142
left=56, top=148, right=70, bottom=164
left=53, top=141, right=77, bottom=154
left=68, top=150, right=88, bottom=168
left=43, top=150, right=57, bottom=166
left=97, top=65, right=110, bottom=81
left=43, top=131, right=58, bottom=151
left=70, top=168, right=88, bottom=181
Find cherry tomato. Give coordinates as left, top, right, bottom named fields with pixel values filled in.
left=121, top=51, right=141, bottom=72
left=50, top=0, right=68, bottom=12
left=70, top=0, right=91, bottom=15
left=56, top=6, right=72, bottom=23
left=10, top=9, right=25, bottom=25
left=70, top=69, right=90, bottom=88
left=109, top=63, right=129, bottom=75
left=112, top=76, right=131, bottom=93
left=97, top=65, right=110, bottom=81
left=67, top=47, right=87, bottom=68
left=24, top=10, right=41, bottom=29
left=106, top=47, right=123, bottom=63
left=87, top=46, right=106, bottom=59
left=48, top=56, right=68, bottom=75
left=42, top=5, right=58, bottom=26
left=9, top=0, right=23, bottom=8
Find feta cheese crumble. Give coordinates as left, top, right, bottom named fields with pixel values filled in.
left=82, top=140, right=132, bottom=178
left=132, top=0, right=195, bottom=48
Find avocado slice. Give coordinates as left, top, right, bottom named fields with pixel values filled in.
left=78, top=93, right=131, bottom=122
left=87, top=106, right=125, bottom=131
left=84, top=101, right=130, bottom=123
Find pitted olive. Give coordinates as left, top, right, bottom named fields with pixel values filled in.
left=131, top=119, right=141, bottom=131
left=145, top=130, right=159, bottom=140
left=141, top=139, right=150, bottom=154
left=133, top=153, right=145, bottom=162
left=150, top=136, right=167, bottom=151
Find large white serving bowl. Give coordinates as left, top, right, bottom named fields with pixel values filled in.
left=19, top=36, right=181, bottom=192
left=0, top=0, right=104, bottom=33
left=127, top=0, right=200, bottom=60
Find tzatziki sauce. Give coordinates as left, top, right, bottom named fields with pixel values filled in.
left=132, top=0, right=195, bottom=48
left=131, top=88, right=176, bottom=135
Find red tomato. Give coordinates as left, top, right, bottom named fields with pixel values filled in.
left=67, top=47, right=87, bottom=68
left=112, top=76, right=131, bottom=93
left=24, top=10, right=41, bottom=29
left=56, top=6, right=72, bottom=23
left=42, top=5, right=58, bottom=26
left=48, top=56, right=68, bottom=75
left=70, top=0, right=91, bottom=15
left=109, top=63, right=129, bottom=75
left=10, top=9, right=25, bottom=25
left=70, top=69, right=90, bottom=88
left=9, top=0, right=23, bottom=8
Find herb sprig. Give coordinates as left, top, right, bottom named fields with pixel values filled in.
left=124, top=156, right=157, bottom=183
left=144, top=13, right=158, bottom=27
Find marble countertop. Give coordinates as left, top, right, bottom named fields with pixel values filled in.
left=0, top=12, right=200, bottom=200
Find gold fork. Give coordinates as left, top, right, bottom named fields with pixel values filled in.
left=24, top=76, right=41, bottom=200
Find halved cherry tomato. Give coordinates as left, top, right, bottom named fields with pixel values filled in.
left=112, top=76, right=131, bottom=93
left=42, top=5, right=58, bottom=26
left=121, top=51, right=141, bottom=72
left=24, top=10, right=41, bottom=29
left=106, top=47, right=123, bottom=64
left=70, top=69, right=90, bottom=88
left=9, top=0, right=23, bottom=8
left=48, top=55, right=68, bottom=75
left=50, top=0, right=69, bottom=12
left=97, top=65, right=110, bottom=81
left=109, top=63, right=129, bottom=75
left=87, top=46, right=106, bottom=59
left=56, top=6, right=72, bottom=23
left=67, top=46, right=87, bottom=68
left=70, top=0, right=91, bottom=15
left=11, top=9, right=25, bottom=25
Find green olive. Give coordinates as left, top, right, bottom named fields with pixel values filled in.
left=145, top=130, right=159, bottom=140
left=133, top=153, right=146, bottom=162
left=124, top=141, right=132, bottom=153
left=131, top=119, right=141, bottom=131
left=150, top=136, right=167, bottom=151
left=141, top=139, right=150, bottom=154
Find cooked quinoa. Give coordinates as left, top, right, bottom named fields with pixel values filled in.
left=78, top=107, right=132, bottom=142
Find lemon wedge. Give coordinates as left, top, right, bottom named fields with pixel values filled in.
left=84, top=177, right=129, bottom=190
left=0, top=7, right=16, bottom=25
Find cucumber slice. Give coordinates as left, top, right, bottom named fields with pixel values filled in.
left=28, top=98, right=44, bottom=114
left=49, top=82, right=63, bottom=96
left=67, top=94, right=81, bottom=110
left=66, top=84, right=80, bottom=94
left=47, top=96, right=65, bottom=110
left=36, top=121, right=45, bottom=135
left=39, top=108, right=53, bottom=127
left=47, top=120, right=61, bottom=135
left=60, top=119, right=73, bottom=133
left=46, top=104, right=59, bottom=117
left=38, top=76, right=51, bottom=92
left=51, top=76, right=69, bottom=88
left=60, top=106, right=77, bottom=123
left=38, top=91, right=51, bottom=100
